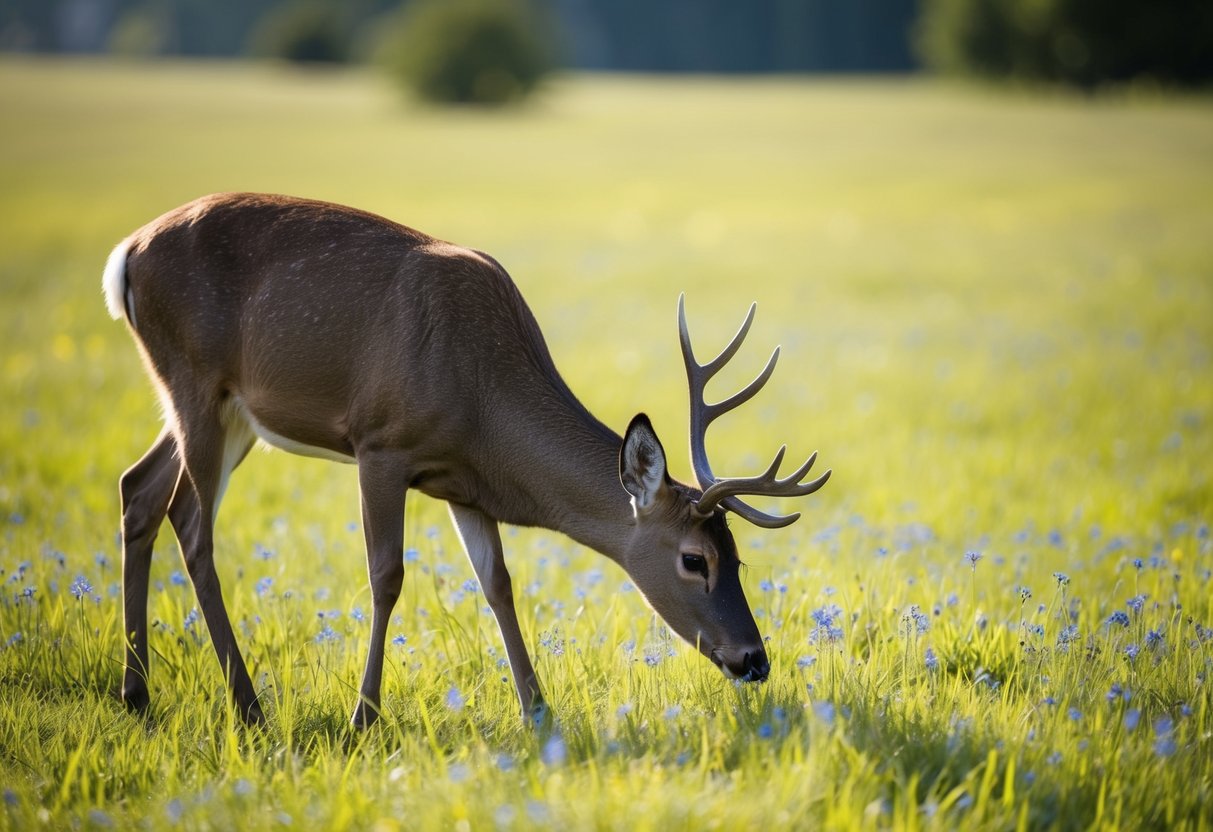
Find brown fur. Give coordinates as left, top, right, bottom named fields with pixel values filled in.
left=111, top=193, right=770, bottom=727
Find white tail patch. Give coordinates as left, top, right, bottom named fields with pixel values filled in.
left=102, top=238, right=134, bottom=325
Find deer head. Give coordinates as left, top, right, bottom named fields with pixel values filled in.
left=616, top=295, right=830, bottom=681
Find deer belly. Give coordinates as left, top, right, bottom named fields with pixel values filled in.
left=229, top=396, right=356, bottom=464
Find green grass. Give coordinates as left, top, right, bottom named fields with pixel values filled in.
left=1, top=56, right=1211, bottom=830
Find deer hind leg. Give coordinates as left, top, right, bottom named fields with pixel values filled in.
left=449, top=504, right=545, bottom=723
left=119, top=428, right=182, bottom=712
left=350, top=452, right=408, bottom=729
left=168, top=397, right=262, bottom=724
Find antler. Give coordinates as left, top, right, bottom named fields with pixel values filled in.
left=678, top=294, right=830, bottom=529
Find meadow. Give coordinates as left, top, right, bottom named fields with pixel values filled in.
left=0, top=57, right=1210, bottom=830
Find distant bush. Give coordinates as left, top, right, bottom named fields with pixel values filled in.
left=917, top=0, right=1213, bottom=88
left=376, top=0, right=555, bottom=105
left=248, top=1, right=350, bottom=64
left=107, top=7, right=175, bottom=57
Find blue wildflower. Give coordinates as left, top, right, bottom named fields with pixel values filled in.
left=69, top=575, right=93, bottom=600
left=809, top=604, right=844, bottom=645
left=254, top=577, right=273, bottom=597
left=1145, top=629, right=1164, bottom=649
left=1057, top=624, right=1079, bottom=647
left=1124, top=643, right=1140, bottom=661
left=964, top=551, right=982, bottom=568
left=541, top=734, right=567, bottom=766
left=757, top=723, right=773, bottom=739
left=445, top=686, right=465, bottom=712
left=924, top=647, right=939, bottom=671
left=404, top=548, right=421, bottom=563
left=1124, top=709, right=1141, bottom=731
left=1153, top=717, right=1177, bottom=757
left=1053, top=572, right=1069, bottom=587
left=902, top=605, right=930, bottom=636
left=812, top=701, right=836, bottom=726
left=391, top=634, right=407, bottom=646
left=796, top=655, right=817, bottom=670
left=811, top=604, right=842, bottom=627
left=87, top=809, right=113, bottom=828
left=169, top=570, right=188, bottom=587
left=1127, top=594, right=1147, bottom=615
left=1105, top=611, right=1130, bottom=628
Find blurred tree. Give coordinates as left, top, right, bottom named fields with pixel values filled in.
left=376, top=0, right=555, bottom=105
left=916, top=0, right=1213, bottom=88
left=248, top=1, right=350, bottom=63
left=107, top=4, right=174, bottom=56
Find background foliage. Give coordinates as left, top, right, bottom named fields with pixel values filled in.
left=4, top=1, right=1209, bottom=93
left=375, top=0, right=554, bottom=105
left=0, top=58, right=1211, bottom=829
left=916, top=0, right=1213, bottom=88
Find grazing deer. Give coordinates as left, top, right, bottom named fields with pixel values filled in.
left=103, top=193, right=829, bottom=727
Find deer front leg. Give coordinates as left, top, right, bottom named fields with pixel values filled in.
left=448, top=504, right=545, bottom=722
left=350, top=453, right=408, bottom=729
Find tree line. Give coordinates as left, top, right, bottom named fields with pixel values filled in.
left=1, top=0, right=1207, bottom=98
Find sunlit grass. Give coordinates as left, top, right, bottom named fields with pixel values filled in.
left=0, top=57, right=1210, bottom=830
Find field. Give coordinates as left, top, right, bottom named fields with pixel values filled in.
left=1, top=57, right=1211, bottom=830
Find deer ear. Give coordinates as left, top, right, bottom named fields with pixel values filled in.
left=620, top=413, right=669, bottom=516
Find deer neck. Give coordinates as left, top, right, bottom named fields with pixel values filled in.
left=486, top=400, right=636, bottom=563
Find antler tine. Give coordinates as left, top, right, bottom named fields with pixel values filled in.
left=717, top=467, right=832, bottom=529
left=678, top=293, right=830, bottom=528
left=680, top=294, right=779, bottom=490
left=708, top=346, right=779, bottom=423
left=698, top=448, right=828, bottom=513
left=678, top=293, right=758, bottom=380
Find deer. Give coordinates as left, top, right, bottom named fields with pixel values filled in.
left=102, top=193, right=830, bottom=728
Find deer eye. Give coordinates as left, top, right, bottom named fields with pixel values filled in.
left=681, top=553, right=709, bottom=579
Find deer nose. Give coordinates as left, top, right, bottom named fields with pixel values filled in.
left=741, top=648, right=770, bottom=682
left=719, top=646, right=769, bottom=682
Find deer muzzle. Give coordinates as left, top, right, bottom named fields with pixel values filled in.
left=713, top=645, right=770, bottom=683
